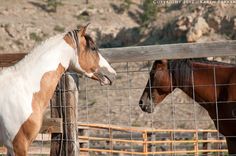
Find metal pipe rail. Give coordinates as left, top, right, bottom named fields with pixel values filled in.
left=78, top=123, right=228, bottom=155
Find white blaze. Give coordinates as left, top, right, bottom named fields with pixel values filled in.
left=98, top=53, right=116, bottom=75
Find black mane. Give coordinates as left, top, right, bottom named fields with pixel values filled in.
left=84, top=35, right=98, bottom=51
left=168, top=58, right=215, bottom=94
left=168, top=58, right=235, bottom=94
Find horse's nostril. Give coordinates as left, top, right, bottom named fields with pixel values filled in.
left=139, top=100, right=143, bottom=106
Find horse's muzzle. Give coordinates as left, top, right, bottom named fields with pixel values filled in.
left=95, top=67, right=116, bottom=86
left=139, top=99, right=154, bottom=113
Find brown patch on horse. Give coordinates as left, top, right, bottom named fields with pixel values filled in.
left=13, top=64, right=65, bottom=155
left=228, top=72, right=236, bottom=101
left=64, top=31, right=100, bottom=74
left=193, top=68, right=219, bottom=102
left=78, top=36, right=100, bottom=73
left=152, top=89, right=167, bottom=104
left=64, top=34, right=76, bottom=49
left=192, top=62, right=235, bottom=82
left=192, top=62, right=235, bottom=102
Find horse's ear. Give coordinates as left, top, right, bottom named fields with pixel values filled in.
left=161, top=59, right=168, bottom=68
left=78, top=23, right=90, bottom=37
left=154, top=60, right=168, bottom=65
left=162, top=59, right=168, bottom=64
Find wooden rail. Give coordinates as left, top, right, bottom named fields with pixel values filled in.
left=78, top=123, right=221, bottom=133
left=78, top=123, right=228, bottom=155
left=79, top=148, right=228, bottom=155
left=1, top=123, right=227, bottom=155
left=101, top=40, right=236, bottom=62
left=0, top=41, right=236, bottom=67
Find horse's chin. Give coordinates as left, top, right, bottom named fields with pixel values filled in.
left=144, top=106, right=154, bottom=113
left=139, top=100, right=155, bottom=113
left=92, top=72, right=112, bottom=86
left=99, top=75, right=112, bottom=86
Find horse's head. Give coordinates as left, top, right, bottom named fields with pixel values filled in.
left=139, top=60, right=171, bottom=113
left=64, top=24, right=116, bottom=85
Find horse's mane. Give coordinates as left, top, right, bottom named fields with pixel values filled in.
left=168, top=58, right=235, bottom=94
left=167, top=58, right=209, bottom=114
left=168, top=58, right=235, bottom=85
left=168, top=58, right=235, bottom=107
left=168, top=59, right=195, bottom=94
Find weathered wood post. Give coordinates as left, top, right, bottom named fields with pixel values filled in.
left=50, top=73, right=79, bottom=156
left=50, top=91, right=63, bottom=156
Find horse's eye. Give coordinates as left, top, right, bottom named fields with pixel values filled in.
left=91, top=46, right=96, bottom=51
left=150, top=70, right=156, bottom=75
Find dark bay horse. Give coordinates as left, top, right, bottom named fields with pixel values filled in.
left=139, top=59, right=236, bottom=154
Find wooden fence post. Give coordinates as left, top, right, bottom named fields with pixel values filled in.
left=50, top=73, right=79, bottom=156
left=50, top=86, right=63, bottom=156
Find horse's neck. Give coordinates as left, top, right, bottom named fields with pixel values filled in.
left=174, top=61, right=233, bottom=103
left=14, top=35, right=74, bottom=109
left=171, top=64, right=204, bottom=103
left=18, top=34, right=72, bottom=70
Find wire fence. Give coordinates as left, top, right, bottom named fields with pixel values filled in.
left=77, top=56, right=236, bottom=156
left=0, top=41, right=236, bottom=155
left=0, top=58, right=235, bottom=155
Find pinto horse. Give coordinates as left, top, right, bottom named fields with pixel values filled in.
left=139, top=59, right=236, bottom=154
left=0, top=25, right=116, bottom=156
